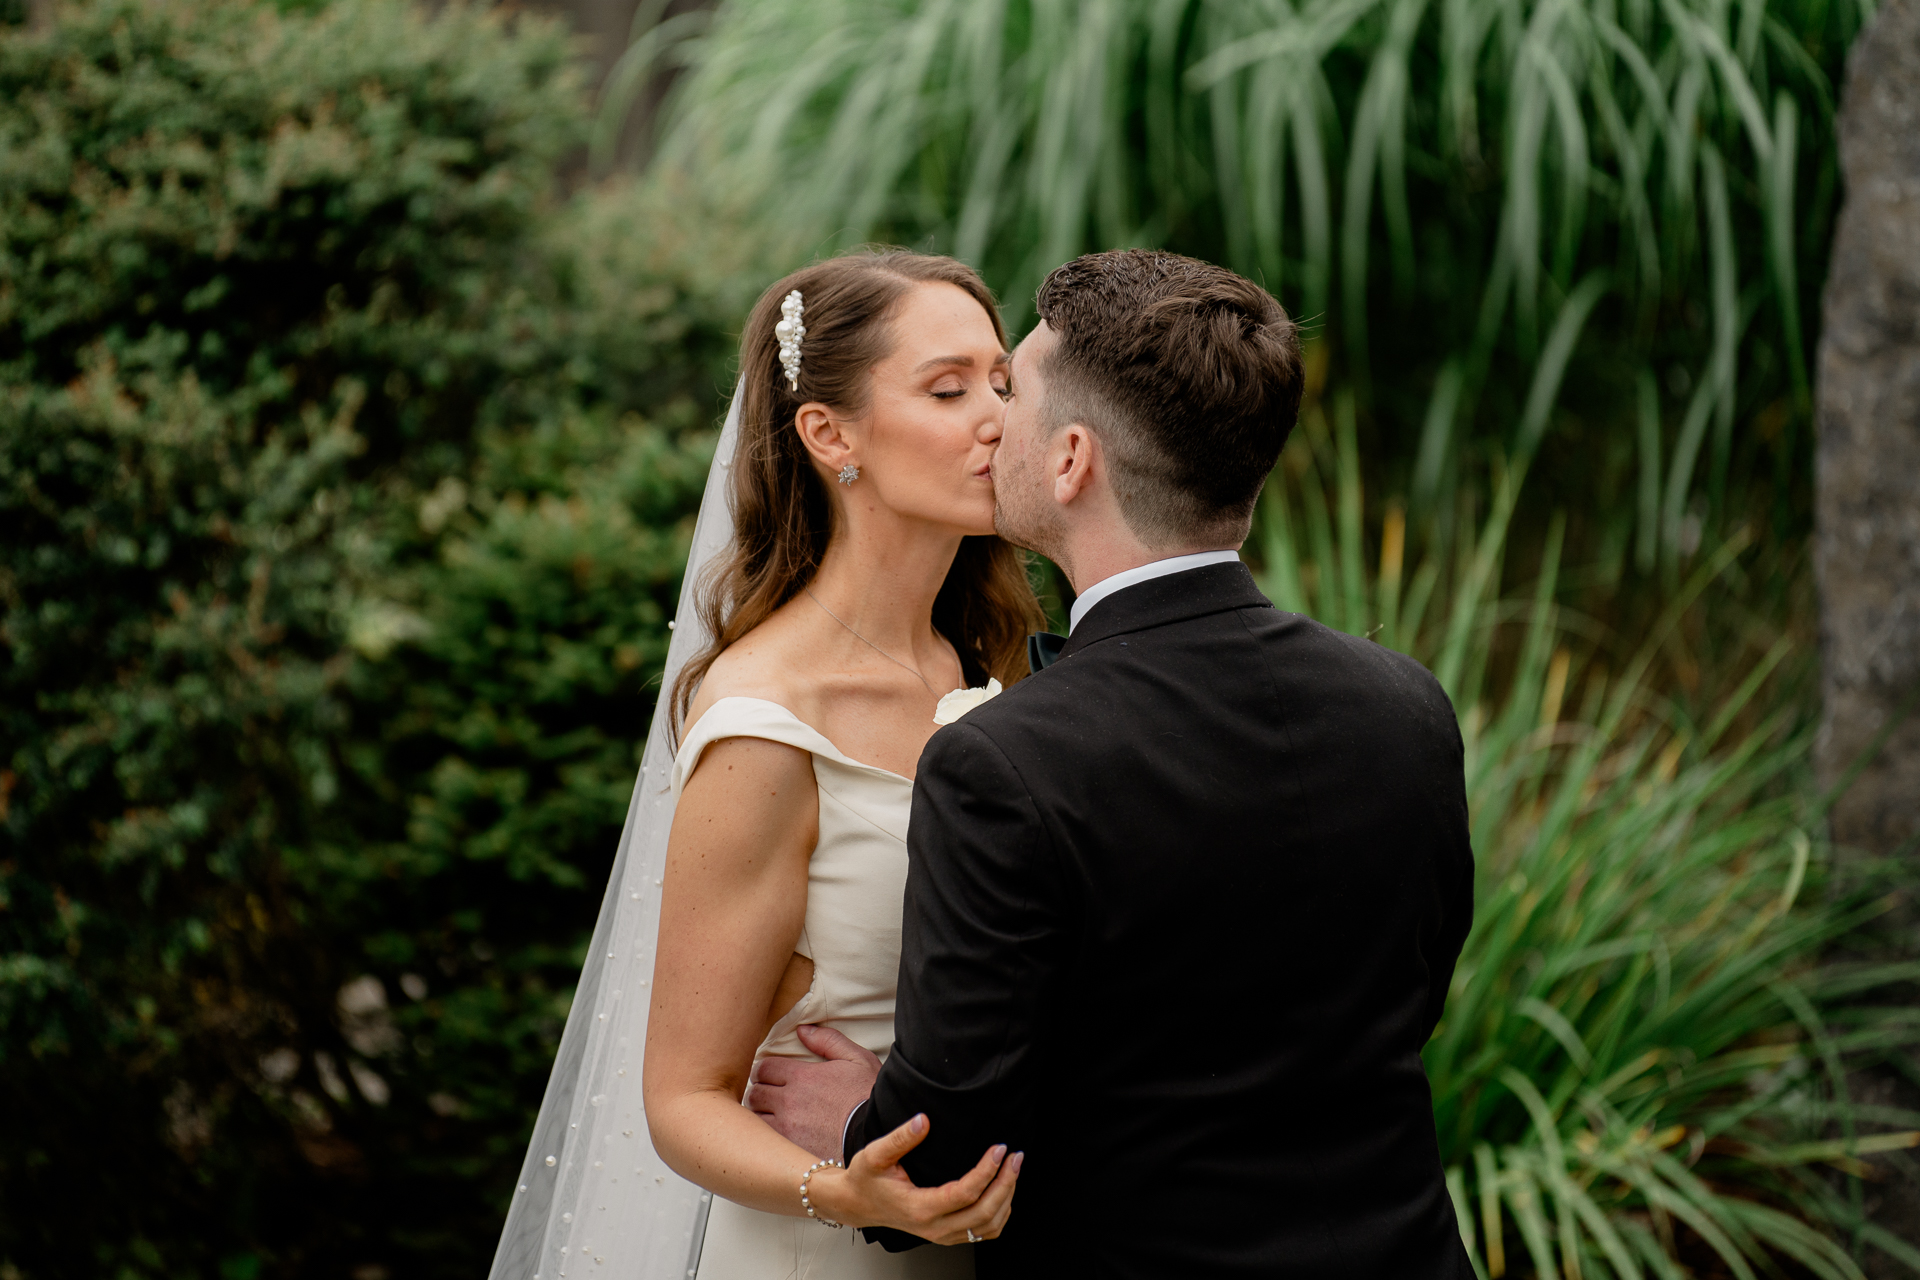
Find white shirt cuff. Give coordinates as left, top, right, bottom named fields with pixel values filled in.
left=840, top=1099, right=865, bottom=1162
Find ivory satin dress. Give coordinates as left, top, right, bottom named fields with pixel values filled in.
left=671, top=697, right=975, bottom=1280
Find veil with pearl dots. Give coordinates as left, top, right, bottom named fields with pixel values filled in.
left=488, top=384, right=745, bottom=1280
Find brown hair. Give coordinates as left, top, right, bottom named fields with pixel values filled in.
left=1034, top=249, right=1304, bottom=546
left=672, top=249, right=1044, bottom=736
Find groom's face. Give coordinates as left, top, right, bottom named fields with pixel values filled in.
left=992, top=323, right=1065, bottom=558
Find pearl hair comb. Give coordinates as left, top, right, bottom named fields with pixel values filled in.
left=775, top=290, right=805, bottom=390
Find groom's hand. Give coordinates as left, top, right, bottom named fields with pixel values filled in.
left=745, top=1024, right=881, bottom=1161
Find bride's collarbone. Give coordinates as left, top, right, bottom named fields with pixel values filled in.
left=697, top=633, right=950, bottom=778
left=817, top=697, right=941, bottom=781
left=778, top=679, right=945, bottom=780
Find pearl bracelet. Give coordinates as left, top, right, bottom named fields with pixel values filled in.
left=800, top=1159, right=845, bottom=1228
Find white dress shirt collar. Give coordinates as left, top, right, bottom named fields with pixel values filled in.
left=1067, top=549, right=1242, bottom=634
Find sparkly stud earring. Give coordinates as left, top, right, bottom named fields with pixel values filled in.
left=837, top=464, right=860, bottom=485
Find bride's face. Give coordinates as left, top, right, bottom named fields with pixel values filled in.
left=818, top=282, right=1010, bottom=536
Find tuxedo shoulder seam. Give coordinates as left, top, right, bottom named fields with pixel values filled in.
left=1234, top=604, right=1313, bottom=809
left=941, top=719, right=1069, bottom=880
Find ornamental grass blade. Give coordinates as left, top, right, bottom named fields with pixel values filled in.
left=645, top=0, right=1855, bottom=596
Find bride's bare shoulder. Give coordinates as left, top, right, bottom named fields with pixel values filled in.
left=682, top=605, right=822, bottom=731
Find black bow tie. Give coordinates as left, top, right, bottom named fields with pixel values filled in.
left=1027, top=631, right=1066, bottom=674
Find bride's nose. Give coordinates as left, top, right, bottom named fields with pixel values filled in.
left=978, top=401, right=1004, bottom=444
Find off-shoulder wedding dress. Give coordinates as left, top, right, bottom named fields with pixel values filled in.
left=489, top=386, right=971, bottom=1280
left=671, top=698, right=973, bottom=1280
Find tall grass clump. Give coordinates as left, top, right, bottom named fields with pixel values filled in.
left=626, top=0, right=1861, bottom=600
left=1251, top=403, right=1920, bottom=1277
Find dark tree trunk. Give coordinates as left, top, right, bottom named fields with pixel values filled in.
left=519, top=0, right=713, bottom=173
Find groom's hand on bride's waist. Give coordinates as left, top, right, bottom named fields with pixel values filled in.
left=745, top=1023, right=880, bottom=1162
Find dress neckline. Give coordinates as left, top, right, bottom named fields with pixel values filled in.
left=684, top=695, right=916, bottom=785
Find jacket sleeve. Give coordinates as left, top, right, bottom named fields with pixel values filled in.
left=855, top=718, right=1067, bottom=1248
left=1425, top=711, right=1475, bottom=1036
left=1410, top=665, right=1474, bottom=1039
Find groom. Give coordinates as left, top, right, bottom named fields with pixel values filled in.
left=754, top=250, right=1475, bottom=1277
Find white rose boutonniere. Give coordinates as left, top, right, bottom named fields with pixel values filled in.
left=932, top=678, right=1003, bottom=726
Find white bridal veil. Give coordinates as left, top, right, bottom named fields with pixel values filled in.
left=487, top=385, right=744, bottom=1280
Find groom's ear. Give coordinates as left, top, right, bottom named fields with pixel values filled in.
left=794, top=401, right=857, bottom=475
left=1052, top=422, right=1101, bottom=507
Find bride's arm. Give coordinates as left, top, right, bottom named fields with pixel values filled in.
left=644, top=735, right=1020, bottom=1241
left=644, top=734, right=818, bottom=1212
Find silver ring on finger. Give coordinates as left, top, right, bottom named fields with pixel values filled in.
left=966, top=1230, right=980, bottom=1244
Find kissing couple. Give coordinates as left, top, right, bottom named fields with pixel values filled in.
left=491, top=249, right=1476, bottom=1280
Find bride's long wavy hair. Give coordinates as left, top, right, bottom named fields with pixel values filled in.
left=671, top=250, right=1045, bottom=737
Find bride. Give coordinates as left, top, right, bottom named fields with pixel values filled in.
left=489, top=250, right=1042, bottom=1280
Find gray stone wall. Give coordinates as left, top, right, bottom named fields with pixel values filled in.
left=1816, top=1, right=1920, bottom=1269
left=1817, top=0, right=1920, bottom=898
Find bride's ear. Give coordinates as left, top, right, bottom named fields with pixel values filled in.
left=794, top=401, right=858, bottom=477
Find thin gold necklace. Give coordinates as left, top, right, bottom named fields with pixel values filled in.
left=802, top=586, right=940, bottom=696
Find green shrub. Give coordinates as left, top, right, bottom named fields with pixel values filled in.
left=0, top=3, right=750, bottom=1275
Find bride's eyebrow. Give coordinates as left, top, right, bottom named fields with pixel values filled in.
left=912, top=353, right=1013, bottom=374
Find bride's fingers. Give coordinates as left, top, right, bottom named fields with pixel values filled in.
left=986, top=1158, right=1022, bottom=1232
left=858, top=1112, right=929, bottom=1171
left=929, top=1143, right=1008, bottom=1214
left=975, top=1149, right=1022, bottom=1220
left=943, top=1149, right=1022, bottom=1239
left=982, top=1189, right=1015, bottom=1240
left=922, top=1147, right=1021, bottom=1243
left=929, top=1151, right=1021, bottom=1243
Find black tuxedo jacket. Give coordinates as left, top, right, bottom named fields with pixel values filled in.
left=852, top=562, right=1475, bottom=1278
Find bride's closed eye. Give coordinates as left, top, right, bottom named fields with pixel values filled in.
left=930, top=381, right=1006, bottom=401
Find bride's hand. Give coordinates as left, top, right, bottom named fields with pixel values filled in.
left=808, top=1113, right=1023, bottom=1246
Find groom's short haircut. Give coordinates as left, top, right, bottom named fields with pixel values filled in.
left=1034, top=250, right=1303, bottom=547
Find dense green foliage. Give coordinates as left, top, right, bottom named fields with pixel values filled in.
left=0, top=2, right=750, bottom=1275
left=1253, top=414, right=1920, bottom=1278
left=4, top=0, right=1909, bottom=1278
left=639, top=0, right=1860, bottom=601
